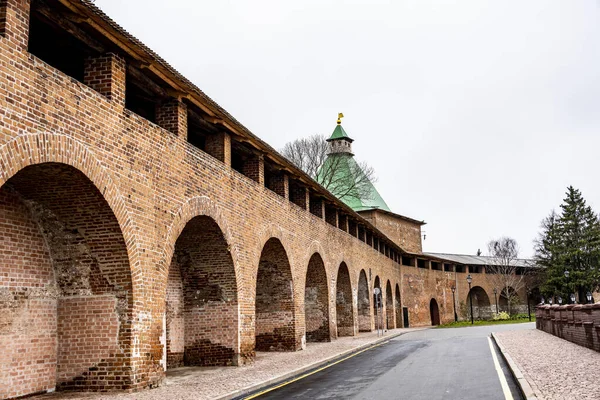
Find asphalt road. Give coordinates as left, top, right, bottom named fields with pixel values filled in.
left=253, top=323, right=535, bottom=400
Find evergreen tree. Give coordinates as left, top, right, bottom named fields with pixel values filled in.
left=534, top=186, right=600, bottom=302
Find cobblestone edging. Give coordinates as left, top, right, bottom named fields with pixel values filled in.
left=491, top=332, right=538, bottom=400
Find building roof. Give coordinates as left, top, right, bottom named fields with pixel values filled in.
left=358, top=208, right=426, bottom=226
left=318, top=123, right=391, bottom=212
left=327, top=125, right=353, bottom=142
left=62, top=0, right=411, bottom=257
left=424, top=252, right=533, bottom=268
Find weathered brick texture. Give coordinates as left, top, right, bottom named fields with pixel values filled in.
left=357, top=270, right=371, bottom=332
left=255, top=238, right=297, bottom=351
left=395, top=284, right=402, bottom=328
left=385, top=280, right=395, bottom=329
left=84, top=54, right=126, bottom=105
left=336, top=263, right=354, bottom=337
left=304, top=254, right=330, bottom=342
left=0, top=1, right=527, bottom=397
left=536, top=304, right=600, bottom=352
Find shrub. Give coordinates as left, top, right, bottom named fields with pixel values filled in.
left=493, top=311, right=510, bottom=320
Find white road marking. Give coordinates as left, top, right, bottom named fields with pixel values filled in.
left=488, top=336, right=514, bottom=400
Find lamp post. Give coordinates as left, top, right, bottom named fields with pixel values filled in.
left=467, top=274, right=473, bottom=325
left=451, top=286, right=457, bottom=322
left=586, top=292, right=593, bottom=304
left=526, top=286, right=531, bottom=321
left=493, top=287, right=499, bottom=315
left=564, top=270, right=570, bottom=303
left=557, top=296, right=562, bottom=305
left=570, top=293, right=576, bottom=304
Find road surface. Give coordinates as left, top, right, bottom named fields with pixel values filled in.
left=251, top=323, right=534, bottom=400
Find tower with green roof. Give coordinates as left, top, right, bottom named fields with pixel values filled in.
left=316, top=114, right=391, bottom=212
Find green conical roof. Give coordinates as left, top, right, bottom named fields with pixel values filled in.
left=327, top=124, right=354, bottom=142
left=317, top=124, right=390, bottom=212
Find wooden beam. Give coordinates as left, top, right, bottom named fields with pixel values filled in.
left=187, top=107, right=221, bottom=134
left=126, top=65, right=168, bottom=98
left=34, top=0, right=105, bottom=53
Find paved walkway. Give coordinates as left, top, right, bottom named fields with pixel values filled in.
left=34, top=328, right=422, bottom=400
left=494, top=329, right=600, bottom=400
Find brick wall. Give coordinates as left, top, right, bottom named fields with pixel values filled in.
left=166, top=216, right=238, bottom=367
left=536, top=304, right=600, bottom=352
left=395, top=284, right=402, bottom=328
left=336, top=263, right=354, bottom=337
left=357, top=270, right=372, bottom=332
left=359, top=210, right=423, bottom=253
left=0, top=0, right=523, bottom=396
left=304, top=254, right=330, bottom=342
left=255, top=238, right=297, bottom=351
left=56, top=296, right=120, bottom=388
left=385, top=280, right=395, bottom=329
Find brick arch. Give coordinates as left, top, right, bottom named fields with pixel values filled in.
left=0, top=133, right=141, bottom=278
left=357, top=269, right=371, bottom=332
left=161, top=196, right=240, bottom=283
left=255, top=237, right=298, bottom=351
left=304, top=253, right=331, bottom=343
left=0, top=155, right=138, bottom=393
left=385, top=280, right=394, bottom=329
left=335, top=262, right=355, bottom=337
left=395, top=283, right=402, bottom=328
left=302, top=241, right=330, bottom=280
left=373, top=275, right=383, bottom=330
left=468, top=286, right=492, bottom=320
left=254, top=223, right=294, bottom=275
left=430, top=298, right=440, bottom=326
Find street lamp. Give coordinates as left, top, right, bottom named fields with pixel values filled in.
left=587, top=292, right=593, bottom=304
left=549, top=297, right=553, bottom=305
left=451, top=286, right=457, bottom=322
left=570, top=293, right=576, bottom=304
left=540, top=296, right=545, bottom=305
left=557, top=296, right=563, bottom=305
left=493, top=287, right=499, bottom=315
left=467, top=274, right=473, bottom=325
left=526, top=286, right=532, bottom=321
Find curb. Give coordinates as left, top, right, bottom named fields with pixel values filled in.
left=218, top=328, right=425, bottom=400
left=491, top=332, right=538, bottom=400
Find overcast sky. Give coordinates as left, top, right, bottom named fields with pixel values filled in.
left=95, top=0, right=600, bottom=257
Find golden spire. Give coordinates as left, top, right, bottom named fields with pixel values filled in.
left=337, top=112, right=344, bottom=125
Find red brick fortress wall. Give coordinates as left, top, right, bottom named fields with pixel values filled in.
left=0, top=0, right=522, bottom=397
left=536, top=304, right=600, bottom=352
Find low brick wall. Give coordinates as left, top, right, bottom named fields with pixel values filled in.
left=536, top=303, right=600, bottom=352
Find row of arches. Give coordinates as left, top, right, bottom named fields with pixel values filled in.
left=0, top=161, right=406, bottom=398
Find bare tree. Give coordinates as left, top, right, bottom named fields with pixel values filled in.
left=281, top=134, right=377, bottom=203
left=486, top=237, right=527, bottom=315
